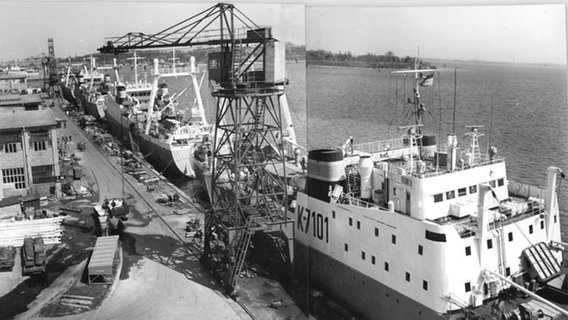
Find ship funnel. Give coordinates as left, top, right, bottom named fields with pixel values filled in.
left=307, top=149, right=346, bottom=203
left=421, top=135, right=436, bottom=160
left=104, top=74, right=111, bottom=83
left=359, top=156, right=373, bottom=200
left=116, top=85, right=127, bottom=104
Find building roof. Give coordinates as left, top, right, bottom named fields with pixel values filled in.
left=0, top=109, right=57, bottom=130
left=0, top=94, right=42, bottom=107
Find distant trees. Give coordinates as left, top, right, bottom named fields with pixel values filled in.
left=306, top=49, right=435, bottom=69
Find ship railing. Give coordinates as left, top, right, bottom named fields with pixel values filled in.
left=488, top=200, right=544, bottom=231
left=508, top=180, right=546, bottom=200
left=349, top=136, right=407, bottom=154
left=151, top=66, right=200, bottom=76
left=418, top=157, right=505, bottom=179
left=343, top=194, right=382, bottom=209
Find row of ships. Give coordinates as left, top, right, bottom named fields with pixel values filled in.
left=60, top=51, right=568, bottom=320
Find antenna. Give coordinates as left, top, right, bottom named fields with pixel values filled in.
left=452, top=68, right=457, bottom=134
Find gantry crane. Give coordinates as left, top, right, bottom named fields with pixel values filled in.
left=98, top=3, right=296, bottom=292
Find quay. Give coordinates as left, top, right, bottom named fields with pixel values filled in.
left=6, top=99, right=305, bottom=320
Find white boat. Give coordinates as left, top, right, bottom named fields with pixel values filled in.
left=293, top=61, right=568, bottom=319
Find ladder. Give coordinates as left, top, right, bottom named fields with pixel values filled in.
left=228, top=215, right=255, bottom=288
left=497, top=221, right=508, bottom=276
left=261, top=182, right=280, bottom=216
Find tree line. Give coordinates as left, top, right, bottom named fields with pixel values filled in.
left=307, top=49, right=435, bottom=69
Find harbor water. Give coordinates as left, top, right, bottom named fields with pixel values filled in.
left=305, top=62, right=568, bottom=242
left=150, top=60, right=566, bottom=242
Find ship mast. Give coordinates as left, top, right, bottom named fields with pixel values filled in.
left=391, top=57, right=435, bottom=135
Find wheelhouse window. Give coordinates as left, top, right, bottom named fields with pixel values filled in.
left=469, top=185, right=477, bottom=194
left=458, top=188, right=467, bottom=197
left=433, top=193, right=443, bottom=203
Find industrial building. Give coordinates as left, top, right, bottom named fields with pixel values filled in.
left=0, top=109, right=62, bottom=201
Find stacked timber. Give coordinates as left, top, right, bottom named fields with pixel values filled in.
left=0, top=217, right=64, bottom=247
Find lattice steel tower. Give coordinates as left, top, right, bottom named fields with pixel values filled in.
left=98, top=3, right=296, bottom=291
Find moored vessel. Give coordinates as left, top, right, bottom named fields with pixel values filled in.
left=293, top=60, right=568, bottom=319
left=104, top=57, right=211, bottom=178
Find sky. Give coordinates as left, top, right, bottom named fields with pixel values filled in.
left=0, top=2, right=305, bottom=62
left=0, top=1, right=565, bottom=65
left=307, top=4, right=566, bottom=65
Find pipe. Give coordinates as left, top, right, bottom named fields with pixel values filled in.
left=483, top=269, right=568, bottom=317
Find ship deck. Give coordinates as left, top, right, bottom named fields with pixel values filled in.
left=431, top=195, right=544, bottom=238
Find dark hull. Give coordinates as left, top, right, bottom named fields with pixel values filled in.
left=60, top=84, right=76, bottom=105
left=294, top=241, right=444, bottom=320
left=84, top=100, right=104, bottom=120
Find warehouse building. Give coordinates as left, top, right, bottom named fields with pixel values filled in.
left=0, top=109, right=62, bottom=201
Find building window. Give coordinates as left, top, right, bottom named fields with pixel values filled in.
left=498, top=178, right=504, bottom=187
left=371, top=256, right=376, bottom=265
left=4, top=142, right=19, bottom=153
left=529, top=225, right=533, bottom=234
left=418, top=245, right=423, bottom=255
left=393, top=187, right=397, bottom=196
left=405, top=272, right=410, bottom=282
left=375, top=227, right=379, bottom=237
left=541, top=220, right=545, bottom=229
left=465, top=246, right=471, bottom=256
left=469, top=185, right=477, bottom=194
left=2, top=167, right=26, bottom=189
left=487, top=239, right=493, bottom=249
left=423, top=280, right=428, bottom=291
left=489, top=180, right=496, bottom=188
left=349, top=217, right=352, bottom=226
left=458, top=188, right=467, bottom=197
left=32, top=165, right=55, bottom=184
left=33, top=140, right=47, bottom=151
left=446, top=190, right=455, bottom=200
left=384, top=262, right=389, bottom=272
left=392, top=234, right=396, bottom=244
left=357, top=220, right=361, bottom=230
left=465, top=282, right=471, bottom=292
left=433, top=193, right=443, bottom=203
left=344, top=243, right=349, bottom=252
left=508, top=232, right=513, bottom=242
left=361, top=251, right=366, bottom=260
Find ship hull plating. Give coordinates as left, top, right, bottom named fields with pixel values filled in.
left=294, top=240, right=444, bottom=320
left=84, top=100, right=105, bottom=120
left=60, top=84, right=76, bottom=105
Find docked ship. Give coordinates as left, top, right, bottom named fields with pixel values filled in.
left=293, top=63, right=568, bottom=319
left=104, top=57, right=211, bottom=178
left=77, top=57, right=107, bottom=119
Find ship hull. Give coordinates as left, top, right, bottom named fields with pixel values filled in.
left=84, top=100, right=105, bottom=120
left=295, top=240, right=444, bottom=320
left=104, top=95, right=200, bottom=178
left=60, top=84, right=76, bottom=105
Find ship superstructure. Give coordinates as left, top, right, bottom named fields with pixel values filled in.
left=294, top=62, right=567, bottom=319
left=104, top=57, right=211, bottom=178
